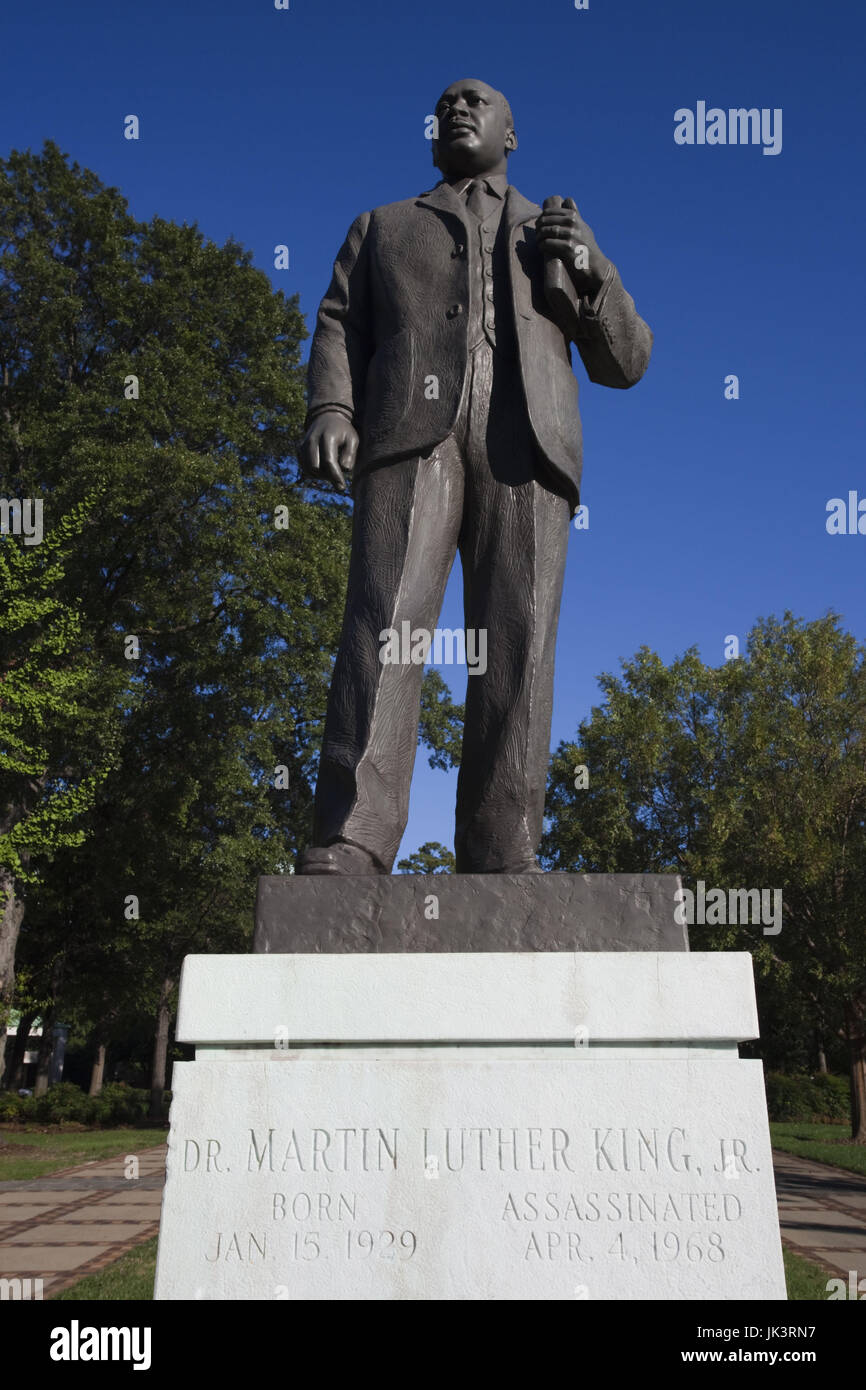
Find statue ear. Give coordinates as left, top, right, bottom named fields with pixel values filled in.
left=505, top=130, right=518, bottom=154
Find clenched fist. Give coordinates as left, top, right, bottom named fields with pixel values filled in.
left=535, top=196, right=611, bottom=299
left=299, top=410, right=359, bottom=491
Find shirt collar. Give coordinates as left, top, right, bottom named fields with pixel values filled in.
left=445, top=172, right=508, bottom=199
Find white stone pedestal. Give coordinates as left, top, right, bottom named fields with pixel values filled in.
left=154, top=953, right=786, bottom=1300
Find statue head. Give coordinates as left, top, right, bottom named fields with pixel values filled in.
left=432, top=79, right=517, bottom=179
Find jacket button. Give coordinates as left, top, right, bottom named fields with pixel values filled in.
left=446, top=303, right=463, bottom=318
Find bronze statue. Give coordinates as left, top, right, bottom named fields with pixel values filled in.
left=298, top=79, right=652, bottom=875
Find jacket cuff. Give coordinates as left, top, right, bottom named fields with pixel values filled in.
left=581, top=262, right=617, bottom=321
left=304, top=402, right=355, bottom=430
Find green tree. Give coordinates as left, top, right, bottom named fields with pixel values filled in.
left=722, top=615, right=866, bottom=1139
left=543, top=645, right=725, bottom=877
left=0, top=501, right=121, bottom=1075
left=543, top=614, right=866, bottom=1140
left=1, top=142, right=483, bottom=1104
left=0, top=142, right=350, bottom=1097
left=419, top=669, right=464, bottom=770
left=397, top=841, right=455, bottom=874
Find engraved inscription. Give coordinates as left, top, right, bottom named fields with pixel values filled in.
left=247, top=1128, right=398, bottom=1172
left=172, top=1109, right=769, bottom=1292
left=272, top=1191, right=358, bottom=1221
left=205, top=1231, right=267, bottom=1262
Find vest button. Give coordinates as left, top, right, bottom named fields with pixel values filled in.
left=451, top=243, right=466, bottom=257
left=446, top=303, right=463, bottom=318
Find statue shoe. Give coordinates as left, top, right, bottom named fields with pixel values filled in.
left=296, top=841, right=385, bottom=875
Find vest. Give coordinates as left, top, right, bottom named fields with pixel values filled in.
left=464, top=194, right=518, bottom=363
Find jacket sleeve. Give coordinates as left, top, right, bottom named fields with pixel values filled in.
left=304, top=211, right=373, bottom=428
left=571, top=263, right=653, bottom=389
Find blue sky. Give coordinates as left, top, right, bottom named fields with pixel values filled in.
left=2, top=0, right=864, bottom=863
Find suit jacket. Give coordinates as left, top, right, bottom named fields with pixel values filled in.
left=305, top=181, right=653, bottom=514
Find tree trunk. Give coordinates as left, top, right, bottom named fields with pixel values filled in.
left=149, top=976, right=175, bottom=1121
left=815, top=1027, right=828, bottom=1074
left=33, top=1010, right=55, bottom=1097
left=88, top=1042, right=107, bottom=1096
left=844, top=997, right=866, bottom=1144
left=0, top=866, right=26, bottom=1081
left=2, top=1008, right=36, bottom=1091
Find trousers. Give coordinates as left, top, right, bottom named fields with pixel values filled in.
left=312, top=338, right=572, bottom=872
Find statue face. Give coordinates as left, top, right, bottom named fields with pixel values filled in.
left=433, top=80, right=515, bottom=177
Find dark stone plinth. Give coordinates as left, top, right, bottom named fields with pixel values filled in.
left=253, top=873, right=688, bottom=954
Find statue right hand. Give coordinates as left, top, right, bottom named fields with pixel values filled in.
left=299, top=411, right=359, bottom=491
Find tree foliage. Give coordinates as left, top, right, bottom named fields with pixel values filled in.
left=397, top=841, right=455, bottom=874
left=0, top=141, right=463, bottom=1098
left=0, top=141, right=350, bottom=1089
left=543, top=613, right=866, bottom=1138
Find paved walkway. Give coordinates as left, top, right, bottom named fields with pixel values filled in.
left=2, top=1143, right=864, bottom=1296
left=774, top=1149, right=866, bottom=1280
left=0, top=1143, right=166, bottom=1296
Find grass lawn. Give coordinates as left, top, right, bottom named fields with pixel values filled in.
left=52, top=1235, right=158, bottom=1301
left=783, top=1245, right=836, bottom=1300
left=0, top=1124, right=166, bottom=1180
left=770, top=1121, right=866, bottom=1178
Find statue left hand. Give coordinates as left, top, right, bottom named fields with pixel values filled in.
left=536, top=196, right=611, bottom=298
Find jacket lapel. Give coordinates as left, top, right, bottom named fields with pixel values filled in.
left=415, top=180, right=471, bottom=234
left=503, top=184, right=540, bottom=234
left=505, top=186, right=541, bottom=321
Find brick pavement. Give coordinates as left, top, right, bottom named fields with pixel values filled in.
left=774, top=1148, right=866, bottom=1286
left=0, top=1143, right=166, bottom=1296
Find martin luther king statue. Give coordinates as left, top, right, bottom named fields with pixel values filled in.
left=297, top=79, right=652, bottom=876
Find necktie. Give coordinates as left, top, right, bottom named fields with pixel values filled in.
left=464, top=178, right=488, bottom=221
